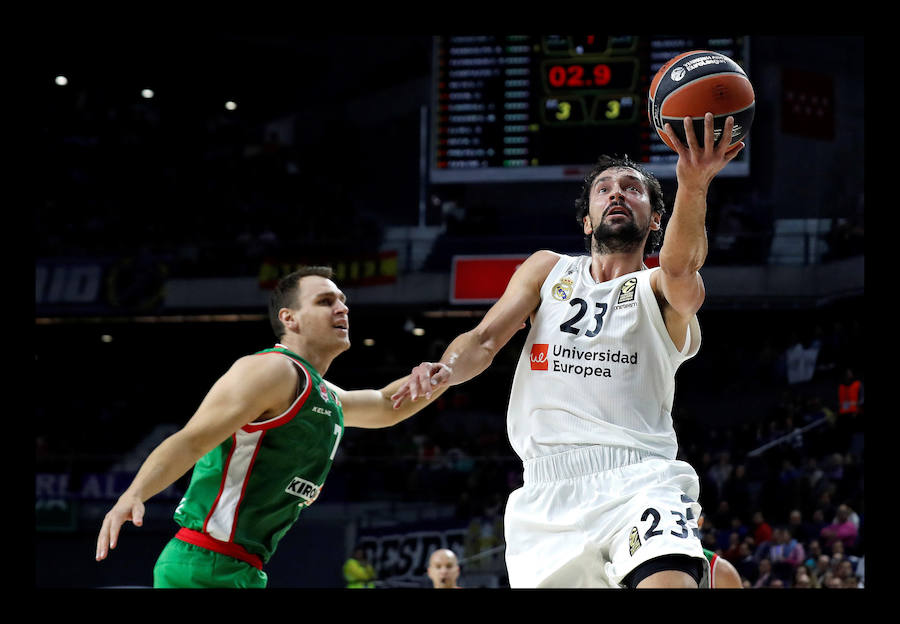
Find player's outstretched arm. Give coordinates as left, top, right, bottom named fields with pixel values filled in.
left=390, top=250, right=558, bottom=409
left=331, top=372, right=451, bottom=429
left=95, top=354, right=296, bottom=561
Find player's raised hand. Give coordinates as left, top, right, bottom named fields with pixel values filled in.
left=665, top=113, right=744, bottom=189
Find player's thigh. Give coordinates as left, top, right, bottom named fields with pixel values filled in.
left=504, top=484, right=611, bottom=587
left=605, top=484, right=706, bottom=586
left=153, top=538, right=267, bottom=588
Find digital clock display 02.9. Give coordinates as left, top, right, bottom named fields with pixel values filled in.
left=542, top=59, right=637, bottom=92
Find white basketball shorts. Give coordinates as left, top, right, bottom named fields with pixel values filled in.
left=504, top=445, right=710, bottom=588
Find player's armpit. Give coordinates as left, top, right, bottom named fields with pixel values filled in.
left=651, top=268, right=705, bottom=321
left=178, top=354, right=299, bottom=454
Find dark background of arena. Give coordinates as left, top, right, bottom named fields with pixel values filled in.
left=34, top=33, right=865, bottom=589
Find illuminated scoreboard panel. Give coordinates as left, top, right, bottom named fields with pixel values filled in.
left=430, top=35, right=750, bottom=183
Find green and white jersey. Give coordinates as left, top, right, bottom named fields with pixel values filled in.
left=173, top=344, right=344, bottom=564
left=704, top=548, right=720, bottom=588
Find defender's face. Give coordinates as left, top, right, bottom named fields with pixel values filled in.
left=295, top=275, right=350, bottom=350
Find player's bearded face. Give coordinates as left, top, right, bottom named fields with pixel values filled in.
left=587, top=167, right=656, bottom=255
left=590, top=206, right=648, bottom=254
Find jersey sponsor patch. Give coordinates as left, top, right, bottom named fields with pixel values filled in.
left=285, top=476, right=321, bottom=507
left=530, top=343, right=549, bottom=370
left=629, top=526, right=642, bottom=556
left=616, top=277, right=638, bottom=305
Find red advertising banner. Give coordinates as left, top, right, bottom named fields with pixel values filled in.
left=450, top=254, right=659, bottom=303
left=450, top=255, right=527, bottom=303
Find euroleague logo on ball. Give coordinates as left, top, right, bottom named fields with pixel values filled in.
left=648, top=49, right=755, bottom=151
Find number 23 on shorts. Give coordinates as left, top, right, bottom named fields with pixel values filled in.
left=629, top=500, right=700, bottom=555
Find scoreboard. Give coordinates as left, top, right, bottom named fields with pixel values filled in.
left=430, top=35, right=750, bottom=183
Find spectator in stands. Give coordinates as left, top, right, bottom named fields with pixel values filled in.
left=822, top=572, right=843, bottom=589
left=803, top=561, right=823, bottom=588
left=829, top=538, right=861, bottom=576
left=753, top=558, right=773, bottom=588
left=751, top=511, right=773, bottom=549
left=803, top=539, right=824, bottom=569
left=730, top=515, right=749, bottom=542
left=711, top=502, right=734, bottom=550
left=733, top=541, right=758, bottom=585
left=834, top=558, right=856, bottom=588
left=820, top=504, right=858, bottom=551
left=808, top=508, right=830, bottom=540
left=768, top=525, right=805, bottom=583
left=784, top=525, right=805, bottom=568
left=343, top=547, right=377, bottom=589
left=427, top=548, right=461, bottom=589
left=787, top=508, right=813, bottom=544
left=793, top=566, right=812, bottom=588
left=722, top=531, right=743, bottom=564
left=811, top=554, right=831, bottom=585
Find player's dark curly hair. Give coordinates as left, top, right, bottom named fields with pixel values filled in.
left=574, top=154, right=666, bottom=257
left=269, top=265, right=335, bottom=340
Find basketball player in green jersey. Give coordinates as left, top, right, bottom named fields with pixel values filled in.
left=704, top=548, right=743, bottom=588
left=95, top=266, right=448, bottom=588
left=697, top=515, right=743, bottom=589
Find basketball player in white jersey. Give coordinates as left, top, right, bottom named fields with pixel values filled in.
left=391, top=113, right=744, bottom=588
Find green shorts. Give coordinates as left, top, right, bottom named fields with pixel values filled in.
left=153, top=537, right=268, bottom=588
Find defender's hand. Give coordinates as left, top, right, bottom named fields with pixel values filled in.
left=390, top=362, right=453, bottom=409
left=96, top=495, right=145, bottom=561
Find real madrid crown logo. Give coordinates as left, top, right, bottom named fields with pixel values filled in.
left=552, top=276, right=574, bottom=301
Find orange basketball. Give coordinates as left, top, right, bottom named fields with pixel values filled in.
left=648, top=50, right=754, bottom=151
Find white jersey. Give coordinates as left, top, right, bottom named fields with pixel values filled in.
left=507, top=253, right=701, bottom=462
